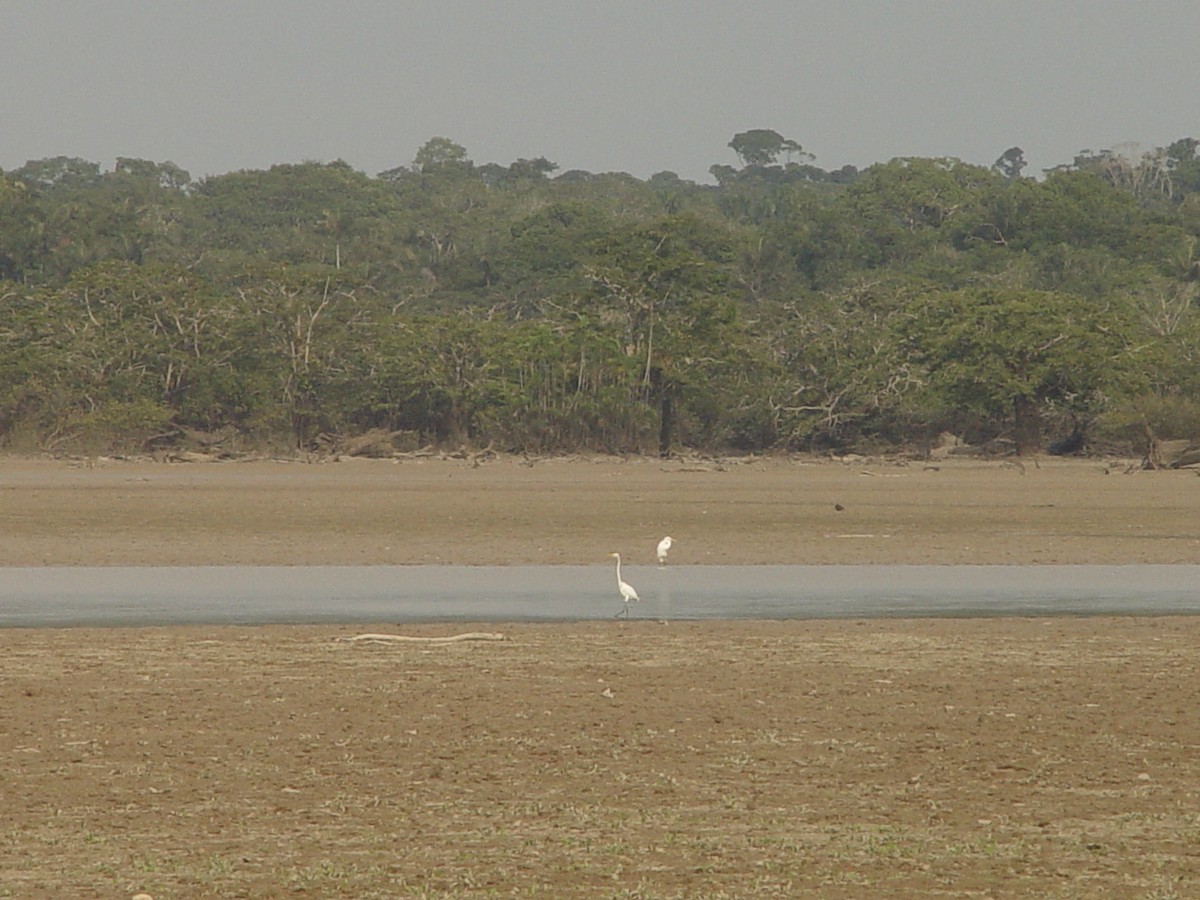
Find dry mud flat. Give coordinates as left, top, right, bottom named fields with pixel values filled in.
left=2, top=455, right=1200, bottom=897
left=4, top=619, right=1199, bottom=899
left=1, top=453, right=1199, bottom=566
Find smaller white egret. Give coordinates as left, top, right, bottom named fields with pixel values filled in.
left=609, top=552, right=640, bottom=618
left=656, top=535, right=674, bottom=566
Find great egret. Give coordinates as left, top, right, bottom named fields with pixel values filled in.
left=656, top=535, right=674, bottom=566
left=609, top=552, right=640, bottom=618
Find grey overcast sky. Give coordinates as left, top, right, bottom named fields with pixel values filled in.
left=4, top=1, right=1198, bottom=183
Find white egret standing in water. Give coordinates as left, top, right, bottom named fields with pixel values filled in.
left=609, top=552, right=640, bottom=618
left=656, top=536, right=674, bottom=566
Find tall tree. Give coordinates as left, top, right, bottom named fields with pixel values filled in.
left=412, top=137, right=473, bottom=176
left=992, top=147, right=1027, bottom=180
left=728, top=129, right=807, bottom=168
left=902, top=288, right=1128, bottom=453
left=583, top=214, right=738, bottom=454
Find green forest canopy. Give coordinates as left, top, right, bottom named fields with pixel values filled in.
left=2, top=134, right=1199, bottom=458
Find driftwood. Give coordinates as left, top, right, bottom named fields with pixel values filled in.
left=340, top=632, right=506, bottom=645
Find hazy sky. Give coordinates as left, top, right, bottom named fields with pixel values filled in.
left=5, top=2, right=1198, bottom=183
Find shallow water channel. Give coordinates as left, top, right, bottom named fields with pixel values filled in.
left=2, top=565, right=1199, bottom=627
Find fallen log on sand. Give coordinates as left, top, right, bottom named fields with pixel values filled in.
left=340, top=632, right=506, bottom=645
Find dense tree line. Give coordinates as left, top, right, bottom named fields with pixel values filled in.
left=2, top=132, right=1199, bottom=457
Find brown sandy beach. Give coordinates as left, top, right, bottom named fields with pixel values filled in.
left=2, top=455, right=1199, bottom=897
left=2, top=453, right=1199, bottom=567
